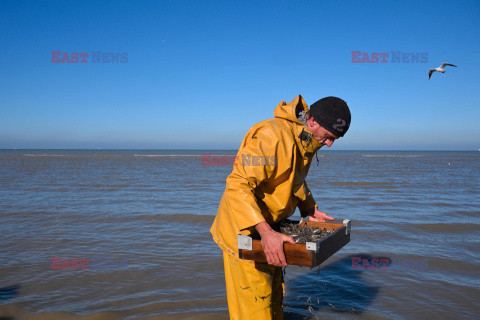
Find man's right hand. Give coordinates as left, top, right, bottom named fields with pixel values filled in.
left=255, top=221, right=295, bottom=267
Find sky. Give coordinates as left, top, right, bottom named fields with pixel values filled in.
left=0, top=0, right=479, bottom=150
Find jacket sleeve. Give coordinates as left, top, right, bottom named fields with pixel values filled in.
left=296, top=180, right=316, bottom=217
left=225, top=125, right=290, bottom=231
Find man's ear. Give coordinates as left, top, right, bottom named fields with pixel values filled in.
left=306, top=115, right=317, bottom=128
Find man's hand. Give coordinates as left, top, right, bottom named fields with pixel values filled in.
left=255, top=221, right=295, bottom=267
left=307, top=205, right=335, bottom=222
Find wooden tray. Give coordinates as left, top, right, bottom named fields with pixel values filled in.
left=238, top=220, right=351, bottom=267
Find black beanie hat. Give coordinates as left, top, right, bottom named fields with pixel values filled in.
left=309, top=97, right=351, bottom=137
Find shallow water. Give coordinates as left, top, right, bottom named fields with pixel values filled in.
left=1, top=150, right=479, bottom=319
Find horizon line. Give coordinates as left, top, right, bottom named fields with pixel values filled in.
left=1, top=148, right=479, bottom=152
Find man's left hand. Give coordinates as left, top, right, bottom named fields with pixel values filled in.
left=308, top=207, right=334, bottom=222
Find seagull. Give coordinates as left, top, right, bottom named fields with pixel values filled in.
left=428, top=63, right=457, bottom=79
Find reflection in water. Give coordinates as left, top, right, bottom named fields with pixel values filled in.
left=0, top=285, right=20, bottom=302
left=285, top=255, right=380, bottom=318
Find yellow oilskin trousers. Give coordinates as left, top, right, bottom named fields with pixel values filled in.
left=223, top=250, right=284, bottom=320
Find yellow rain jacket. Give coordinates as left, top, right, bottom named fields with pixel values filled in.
left=210, top=95, right=323, bottom=256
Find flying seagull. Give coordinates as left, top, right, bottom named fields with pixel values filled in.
left=428, top=63, right=457, bottom=79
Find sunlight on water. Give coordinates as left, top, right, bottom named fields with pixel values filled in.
left=0, top=150, right=479, bottom=319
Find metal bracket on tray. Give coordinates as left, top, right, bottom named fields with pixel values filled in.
left=306, top=241, right=320, bottom=252
left=238, top=234, right=253, bottom=250
left=343, top=219, right=351, bottom=235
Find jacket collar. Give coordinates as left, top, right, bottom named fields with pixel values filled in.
left=293, top=122, right=323, bottom=156
left=274, top=95, right=323, bottom=156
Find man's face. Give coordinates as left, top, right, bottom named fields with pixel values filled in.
left=306, top=115, right=340, bottom=147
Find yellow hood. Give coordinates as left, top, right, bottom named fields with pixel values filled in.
left=273, top=94, right=309, bottom=125
left=274, top=95, right=323, bottom=155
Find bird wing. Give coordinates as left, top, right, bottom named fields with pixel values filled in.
left=428, top=69, right=435, bottom=79
left=441, top=63, right=457, bottom=68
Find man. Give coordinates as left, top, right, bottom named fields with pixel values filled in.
left=210, top=95, right=351, bottom=320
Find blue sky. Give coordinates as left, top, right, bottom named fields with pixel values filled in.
left=0, top=0, right=479, bottom=150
